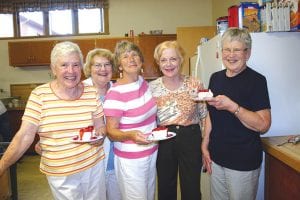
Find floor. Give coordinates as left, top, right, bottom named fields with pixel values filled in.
left=16, top=155, right=210, bottom=200
left=17, top=155, right=52, bottom=200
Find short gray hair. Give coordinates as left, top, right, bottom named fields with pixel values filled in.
left=50, top=41, right=83, bottom=66
left=221, top=28, right=252, bottom=49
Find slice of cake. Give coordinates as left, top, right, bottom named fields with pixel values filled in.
left=198, top=89, right=213, bottom=100
left=78, top=126, right=94, bottom=141
left=152, top=126, right=168, bottom=137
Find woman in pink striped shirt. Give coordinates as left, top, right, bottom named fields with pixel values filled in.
left=103, top=40, right=158, bottom=200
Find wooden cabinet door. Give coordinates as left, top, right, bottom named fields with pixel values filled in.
left=8, top=41, right=54, bottom=67
left=95, top=37, right=134, bottom=52
left=136, top=34, right=177, bottom=79
left=32, top=41, right=54, bottom=65
left=67, top=39, right=96, bottom=59
left=8, top=42, right=32, bottom=66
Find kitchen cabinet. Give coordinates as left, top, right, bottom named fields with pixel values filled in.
left=95, top=37, right=134, bottom=52
left=262, top=136, right=300, bottom=200
left=66, top=39, right=95, bottom=59
left=135, top=34, right=177, bottom=79
left=8, top=35, right=174, bottom=79
left=176, top=26, right=216, bottom=75
left=8, top=40, right=54, bottom=67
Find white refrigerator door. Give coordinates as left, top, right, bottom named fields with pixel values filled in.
left=194, top=34, right=223, bottom=88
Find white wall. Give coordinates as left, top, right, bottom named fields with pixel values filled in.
left=0, top=0, right=214, bottom=95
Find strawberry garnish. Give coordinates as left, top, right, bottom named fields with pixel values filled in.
left=198, top=89, right=209, bottom=92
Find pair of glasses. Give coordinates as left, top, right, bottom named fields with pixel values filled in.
left=93, top=63, right=112, bottom=69
left=222, top=48, right=247, bottom=55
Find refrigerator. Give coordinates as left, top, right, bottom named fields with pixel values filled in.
left=190, top=31, right=300, bottom=199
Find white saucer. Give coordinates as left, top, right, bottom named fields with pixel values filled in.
left=192, top=97, right=213, bottom=101
left=147, top=132, right=176, bottom=141
left=72, top=135, right=104, bottom=143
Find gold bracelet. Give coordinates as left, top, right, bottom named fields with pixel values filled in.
left=234, top=105, right=240, bottom=115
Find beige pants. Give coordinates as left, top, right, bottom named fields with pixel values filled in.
left=210, top=161, right=261, bottom=200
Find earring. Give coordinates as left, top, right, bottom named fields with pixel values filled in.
left=119, top=67, right=123, bottom=78
left=141, top=68, right=144, bottom=74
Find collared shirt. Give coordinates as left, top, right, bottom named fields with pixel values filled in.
left=149, top=75, right=207, bottom=126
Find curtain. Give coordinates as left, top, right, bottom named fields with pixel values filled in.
left=0, top=0, right=108, bottom=13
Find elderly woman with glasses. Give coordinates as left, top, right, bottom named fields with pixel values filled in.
left=201, top=28, right=271, bottom=200
left=0, top=41, right=107, bottom=200
left=83, top=48, right=121, bottom=200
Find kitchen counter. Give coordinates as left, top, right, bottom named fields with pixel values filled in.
left=262, top=135, right=300, bottom=172
left=6, top=106, right=26, bottom=111
left=262, top=135, right=300, bottom=200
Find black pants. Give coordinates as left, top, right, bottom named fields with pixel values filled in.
left=156, top=124, right=202, bottom=200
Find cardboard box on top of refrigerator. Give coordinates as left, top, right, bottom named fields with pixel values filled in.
left=288, top=0, right=300, bottom=31
left=239, top=2, right=261, bottom=32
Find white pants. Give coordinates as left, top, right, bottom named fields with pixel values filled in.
left=114, top=151, right=158, bottom=200
left=210, top=161, right=261, bottom=200
left=47, top=161, right=106, bottom=200
left=106, top=170, right=121, bottom=200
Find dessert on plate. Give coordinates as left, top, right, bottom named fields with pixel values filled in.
left=74, top=126, right=97, bottom=141
left=152, top=126, right=169, bottom=137
left=148, top=126, right=176, bottom=141
left=198, top=89, right=213, bottom=100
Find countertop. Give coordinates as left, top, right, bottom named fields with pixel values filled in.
left=7, top=106, right=26, bottom=111
left=262, top=135, right=300, bottom=173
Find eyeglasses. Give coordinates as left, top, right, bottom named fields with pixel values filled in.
left=93, top=63, right=112, bottom=69
left=222, top=48, right=248, bottom=55
left=159, top=57, right=179, bottom=65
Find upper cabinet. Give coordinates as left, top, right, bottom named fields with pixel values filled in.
left=66, top=39, right=95, bottom=59
left=8, top=35, right=177, bottom=79
left=95, top=37, right=134, bottom=52
left=8, top=40, right=54, bottom=67
left=136, top=34, right=177, bottom=79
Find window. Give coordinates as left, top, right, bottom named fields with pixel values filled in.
left=0, top=14, right=14, bottom=37
left=78, top=8, right=104, bottom=34
left=0, top=0, right=109, bottom=38
left=49, top=10, right=73, bottom=35
left=19, top=11, right=44, bottom=37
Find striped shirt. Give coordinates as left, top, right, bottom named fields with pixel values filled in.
left=103, top=76, right=158, bottom=159
left=22, top=82, right=105, bottom=176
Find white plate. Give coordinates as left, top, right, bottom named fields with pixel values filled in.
left=72, top=135, right=104, bottom=143
left=147, top=132, right=176, bottom=141
left=192, top=97, right=213, bottom=101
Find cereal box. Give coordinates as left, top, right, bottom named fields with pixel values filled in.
left=239, top=2, right=261, bottom=32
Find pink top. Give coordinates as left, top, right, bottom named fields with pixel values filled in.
left=104, top=76, right=158, bottom=159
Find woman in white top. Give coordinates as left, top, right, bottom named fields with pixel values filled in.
left=83, top=48, right=121, bottom=200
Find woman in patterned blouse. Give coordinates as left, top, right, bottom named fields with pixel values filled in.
left=149, top=40, right=208, bottom=200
